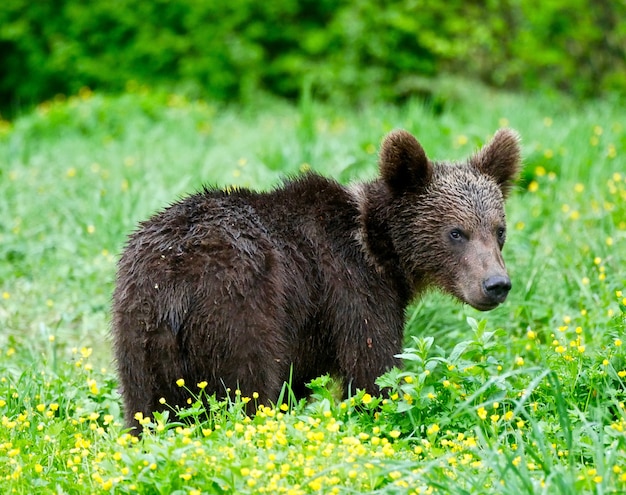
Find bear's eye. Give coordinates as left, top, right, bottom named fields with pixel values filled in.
left=449, top=229, right=465, bottom=242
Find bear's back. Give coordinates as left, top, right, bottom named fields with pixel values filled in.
left=113, top=173, right=366, bottom=334
left=125, top=172, right=359, bottom=266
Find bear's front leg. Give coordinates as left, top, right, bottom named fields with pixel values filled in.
left=331, top=300, right=405, bottom=397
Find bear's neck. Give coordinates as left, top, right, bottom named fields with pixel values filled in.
left=348, top=181, right=419, bottom=303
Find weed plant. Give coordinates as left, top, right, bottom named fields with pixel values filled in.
left=0, top=86, right=624, bottom=493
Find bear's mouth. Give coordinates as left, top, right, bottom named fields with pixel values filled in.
left=458, top=287, right=506, bottom=312
left=459, top=275, right=511, bottom=311
left=468, top=300, right=501, bottom=312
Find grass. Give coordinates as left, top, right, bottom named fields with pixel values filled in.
left=0, top=85, right=625, bottom=494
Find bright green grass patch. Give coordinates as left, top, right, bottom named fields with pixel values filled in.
left=0, top=87, right=625, bottom=494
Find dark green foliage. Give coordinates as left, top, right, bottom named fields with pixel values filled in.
left=1, top=0, right=625, bottom=112
left=0, top=0, right=339, bottom=109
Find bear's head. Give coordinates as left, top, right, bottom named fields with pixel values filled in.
left=379, top=129, right=521, bottom=311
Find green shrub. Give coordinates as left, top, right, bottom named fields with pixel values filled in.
left=1, top=0, right=625, bottom=112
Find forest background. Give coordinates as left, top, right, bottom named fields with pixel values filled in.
left=1, top=0, right=625, bottom=114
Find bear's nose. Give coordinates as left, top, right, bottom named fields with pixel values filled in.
left=483, top=275, right=511, bottom=303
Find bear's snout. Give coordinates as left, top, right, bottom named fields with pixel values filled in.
left=482, top=275, right=511, bottom=305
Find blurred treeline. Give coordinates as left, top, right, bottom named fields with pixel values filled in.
left=1, top=0, right=625, bottom=112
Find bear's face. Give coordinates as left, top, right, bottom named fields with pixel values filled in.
left=379, top=129, right=521, bottom=310
left=411, top=166, right=511, bottom=310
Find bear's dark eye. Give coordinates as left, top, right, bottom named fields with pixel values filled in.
left=449, top=229, right=465, bottom=243
left=496, top=227, right=506, bottom=246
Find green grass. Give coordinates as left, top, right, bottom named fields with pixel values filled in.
left=0, top=85, right=625, bottom=494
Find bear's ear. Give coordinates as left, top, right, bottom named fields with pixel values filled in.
left=379, top=130, right=431, bottom=194
left=470, top=129, right=522, bottom=198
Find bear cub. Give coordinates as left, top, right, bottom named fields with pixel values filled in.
left=112, top=129, right=521, bottom=432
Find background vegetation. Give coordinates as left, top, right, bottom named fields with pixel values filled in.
left=1, top=0, right=625, bottom=113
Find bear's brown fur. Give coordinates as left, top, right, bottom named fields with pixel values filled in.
left=112, top=129, right=521, bottom=432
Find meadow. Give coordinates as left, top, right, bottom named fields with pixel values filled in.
left=0, top=85, right=624, bottom=494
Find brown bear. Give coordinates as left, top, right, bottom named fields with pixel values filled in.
left=112, top=128, right=521, bottom=432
